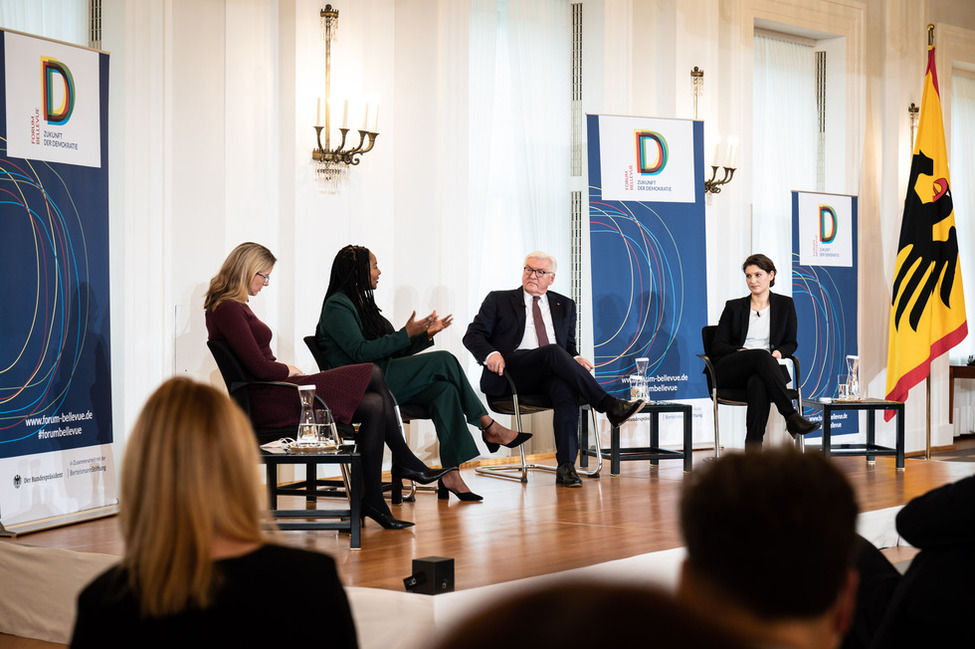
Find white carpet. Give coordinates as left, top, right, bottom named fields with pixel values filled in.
left=0, top=507, right=906, bottom=647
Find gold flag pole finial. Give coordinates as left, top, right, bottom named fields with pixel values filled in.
left=928, top=24, right=935, bottom=46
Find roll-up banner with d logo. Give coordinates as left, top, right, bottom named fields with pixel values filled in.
left=0, top=30, right=115, bottom=535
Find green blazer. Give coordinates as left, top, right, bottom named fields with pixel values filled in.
left=316, top=292, right=433, bottom=372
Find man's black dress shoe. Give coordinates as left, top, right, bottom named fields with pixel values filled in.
left=604, top=397, right=645, bottom=428
left=391, top=465, right=456, bottom=486
left=555, top=463, right=582, bottom=488
left=785, top=412, right=821, bottom=437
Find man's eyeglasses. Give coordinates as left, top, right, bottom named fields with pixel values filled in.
left=523, top=266, right=551, bottom=278
left=256, top=272, right=270, bottom=286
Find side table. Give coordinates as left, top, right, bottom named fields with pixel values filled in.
left=801, top=398, right=905, bottom=470
left=581, top=401, right=693, bottom=476
left=949, top=364, right=975, bottom=424
left=259, top=448, right=362, bottom=549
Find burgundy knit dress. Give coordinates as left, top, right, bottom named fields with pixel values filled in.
left=206, top=300, right=372, bottom=428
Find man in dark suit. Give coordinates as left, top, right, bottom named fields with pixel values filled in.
left=463, top=251, right=643, bottom=487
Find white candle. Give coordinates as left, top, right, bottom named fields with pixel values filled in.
left=316, top=97, right=322, bottom=127
left=362, top=103, right=369, bottom=130
left=727, top=137, right=739, bottom=168
left=342, top=100, right=349, bottom=129
left=712, top=142, right=720, bottom=167
left=372, top=103, right=380, bottom=132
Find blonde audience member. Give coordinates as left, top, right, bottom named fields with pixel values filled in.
left=70, top=378, right=358, bottom=647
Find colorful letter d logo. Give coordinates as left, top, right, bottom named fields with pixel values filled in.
left=635, top=131, right=668, bottom=175
left=819, top=205, right=837, bottom=243
left=42, top=57, right=75, bottom=125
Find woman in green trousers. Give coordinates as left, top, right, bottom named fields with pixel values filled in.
left=316, top=245, right=530, bottom=501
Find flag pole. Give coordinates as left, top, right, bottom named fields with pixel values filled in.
left=926, top=375, right=932, bottom=460
left=925, top=22, right=934, bottom=462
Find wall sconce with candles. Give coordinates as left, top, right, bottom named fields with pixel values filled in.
left=705, top=136, right=738, bottom=194
left=312, top=4, right=379, bottom=193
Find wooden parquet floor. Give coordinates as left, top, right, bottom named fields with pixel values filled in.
left=7, top=445, right=975, bottom=593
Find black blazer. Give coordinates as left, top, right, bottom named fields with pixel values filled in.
left=711, top=292, right=797, bottom=361
left=463, top=287, right=579, bottom=395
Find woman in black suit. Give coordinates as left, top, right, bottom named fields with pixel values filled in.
left=712, top=254, right=819, bottom=449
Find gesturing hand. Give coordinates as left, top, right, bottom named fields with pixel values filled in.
left=427, top=314, right=454, bottom=337
left=405, top=310, right=436, bottom=338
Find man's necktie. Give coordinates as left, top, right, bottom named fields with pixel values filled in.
left=532, top=296, right=550, bottom=347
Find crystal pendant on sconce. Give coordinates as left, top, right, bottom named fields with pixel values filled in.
left=315, top=160, right=350, bottom=194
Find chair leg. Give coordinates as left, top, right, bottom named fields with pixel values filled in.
left=508, top=393, right=566, bottom=476
left=794, top=391, right=806, bottom=453
left=476, top=403, right=599, bottom=482
left=476, top=395, right=530, bottom=482
left=389, top=403, right=422, bottom=500
left=519, top=403, right=605, bottom=477
left=712, top=394, right=721, bottom=458
left=576, top=406, right=602, bottom=477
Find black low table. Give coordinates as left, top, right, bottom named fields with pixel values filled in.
left=801, top=398, right=905, bottom=470
left=581, top=401, right=694, bottom=476
left=259, top=448, right=361, bottom=549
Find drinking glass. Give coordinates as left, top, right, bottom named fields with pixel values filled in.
left=627, top=375, right=648, bottom=400
left=316, top=407, right=341, bottom=451
left=837, top=374, right=850, bottom=401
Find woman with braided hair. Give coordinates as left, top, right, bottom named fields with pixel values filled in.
left=316, top=245, right=529, bottom=502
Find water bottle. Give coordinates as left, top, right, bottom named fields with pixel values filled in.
left=296, top=385, right=319, bottom=447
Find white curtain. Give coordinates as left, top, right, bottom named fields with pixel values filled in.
left=0, top=0, right=87, bottom=45
left=751, top=34, right=817, bottom=282
left=468, top=0, right=570, bottom=308
left=951, top=73, right=975, bottom=361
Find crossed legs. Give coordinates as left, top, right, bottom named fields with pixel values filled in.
left=505, top=345, right=608, bottom=465
left=715, top=350, right=795, bottom=445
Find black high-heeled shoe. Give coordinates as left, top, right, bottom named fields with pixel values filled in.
left=481, top=419, right=532, bottom=453
left=437, top=478, right=483, bottom=502
left=390, top=465, right=456, bottom=486
left=361, top=502, right=414, bottom=529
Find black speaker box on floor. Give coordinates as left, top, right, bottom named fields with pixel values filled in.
left=403, top=556, right=454, bottom=594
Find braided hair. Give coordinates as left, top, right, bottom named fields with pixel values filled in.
left=324, top=245, right=393, bottom=339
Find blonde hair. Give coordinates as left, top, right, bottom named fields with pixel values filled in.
left=524, top=251, right=557, bottom=273
left=203, top=242, right=277, bottom=312
left=120, top=377, right=267, bottom=617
